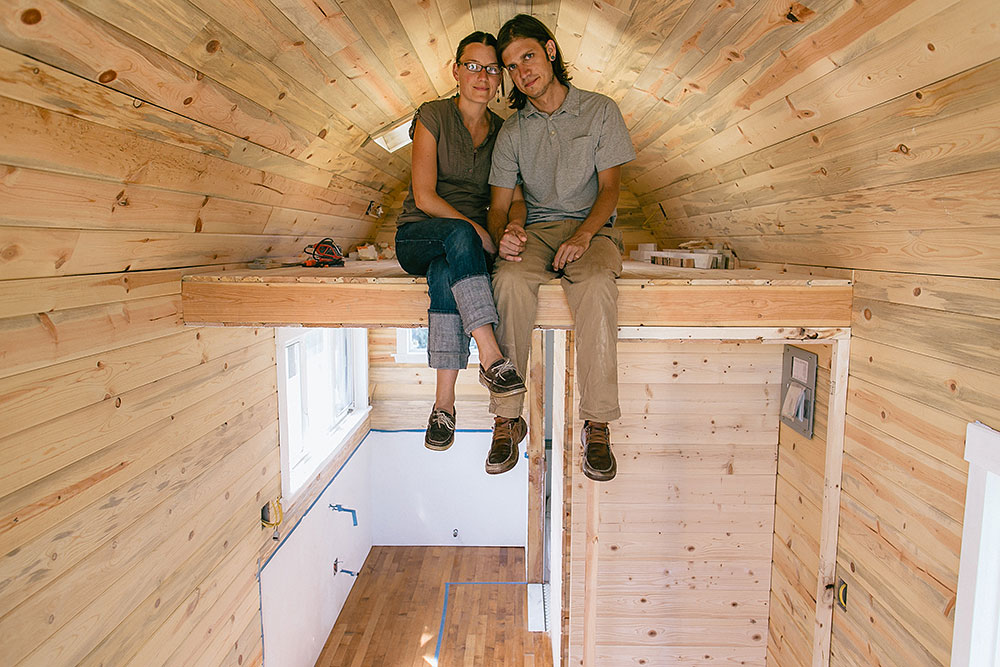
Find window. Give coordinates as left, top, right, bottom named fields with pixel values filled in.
left=276, top=328, right=368, bottom=497
left=952, top=421, right=1000, bottom=665
left=393, top=328, right=478, bottom=365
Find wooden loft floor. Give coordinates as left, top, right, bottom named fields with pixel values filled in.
left=317, top=546, right=551, bottom=667
left=181, top=260, right=852, bottom=329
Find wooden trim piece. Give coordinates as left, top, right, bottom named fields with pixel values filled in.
left=583, top=479, right=599, bottom=667
left=812, top=337, right=850, bottom=666
left=527, top=329, right=546, bottom=584
left=559, top=331, right=574, bottom=665
left=182, top=281, right=853, bottom=328
left=617, top=326, right=850, bottom=341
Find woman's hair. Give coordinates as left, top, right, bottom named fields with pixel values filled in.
left=496, top=14, right=571, bottom=110
left=455, top=31, right=503, bottom=96
left=455, top=31, right=498, bottom=64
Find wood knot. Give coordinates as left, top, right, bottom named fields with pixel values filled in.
left=863, top=308, right=871, bottom=320
left=1, top=244, right=20, bottom=261
left=785, top=3, right=814, bottom=22
left=21, top=8, right=42, bottom=24
left=278, top=91, right=286, bottom=100
left=318, top=128, right=328, bottom=139
left=206, top=39, right=221, bottom=53
left=183, top=96, right=194, bottom=105
left=897, top=143, right=910, bottom=154
left=927, top=43, right=935, bottom=51
left=913, top=287, right=921, bottom=296
left=98, top=70, right=117, bottom=83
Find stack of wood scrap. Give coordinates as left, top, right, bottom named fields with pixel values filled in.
left=630, top=242, right=737, bottom=269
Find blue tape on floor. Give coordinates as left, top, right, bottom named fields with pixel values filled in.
left=434, top=581, right=530, bottom=664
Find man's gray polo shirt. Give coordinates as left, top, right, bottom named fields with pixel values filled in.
left=489, top=85, right=636, bottom=226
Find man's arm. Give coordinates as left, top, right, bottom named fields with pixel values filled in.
left=488, top=185, right=528, bottom=262
left=551, top=165, right=621, bottom=271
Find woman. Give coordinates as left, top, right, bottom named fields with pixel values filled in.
left=395, top=32, right=526, bottom=453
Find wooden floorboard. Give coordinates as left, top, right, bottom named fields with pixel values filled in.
left=315, top=546, right=552, bottom=667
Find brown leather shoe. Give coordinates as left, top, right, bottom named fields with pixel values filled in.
left=581, top=421, right=616, bottom=481
left=486, top=416, right=527, bottom=475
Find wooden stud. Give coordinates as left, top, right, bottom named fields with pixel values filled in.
left=582, top=478, right=599, bottom=666
left=527, top=329, right=546, bottom=584
left=812, top=337, right=849, bottom=666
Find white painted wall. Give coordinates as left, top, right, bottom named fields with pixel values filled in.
left=260, top=428, right=528, bottom=666
left=260, top=441, right=373, bottom=667
left=369, top=430, right=527, bottom=546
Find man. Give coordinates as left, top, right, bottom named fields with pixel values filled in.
left=484, top=14, right=635, bottom=482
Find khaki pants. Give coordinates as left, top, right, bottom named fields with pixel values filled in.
left=490, top=220, right=622, bottom=422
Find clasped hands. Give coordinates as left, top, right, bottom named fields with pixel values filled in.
left=498, top=225, right=593, bottom=271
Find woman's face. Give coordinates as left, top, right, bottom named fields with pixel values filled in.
left=453, top=42, right=501, bottom=103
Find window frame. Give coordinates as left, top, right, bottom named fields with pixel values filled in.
left=952, top=421, right=1000, bottom=666
left=275, top=327, right=369, bottom=500
left=393, top=327, right=479, bottom=365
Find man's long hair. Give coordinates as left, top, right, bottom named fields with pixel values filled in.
left=496, top=14, right=572, bottom=110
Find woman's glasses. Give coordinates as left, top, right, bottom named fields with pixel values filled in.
left=459, top=61, right=501, bottom=76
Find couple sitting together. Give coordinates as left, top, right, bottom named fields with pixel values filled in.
left=394, top=15, right=635, bottom=483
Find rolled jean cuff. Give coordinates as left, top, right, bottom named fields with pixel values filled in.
left=451, top=274, right=499, bottom=334
left=427, top=312, right=471, bottom=370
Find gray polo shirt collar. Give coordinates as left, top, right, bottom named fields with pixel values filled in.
left=520, top=84, right=581, bottom=119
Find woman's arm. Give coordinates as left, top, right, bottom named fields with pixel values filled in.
left=411, top=119, right=496, bottom=253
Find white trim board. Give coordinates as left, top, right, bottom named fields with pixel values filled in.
left=953, top=421, right=1000, bottom=667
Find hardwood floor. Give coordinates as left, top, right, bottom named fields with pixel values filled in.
left=315, top=546, right=553, bottom=667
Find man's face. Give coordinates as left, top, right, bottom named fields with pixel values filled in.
left=501, top=37, right=557, bottom=100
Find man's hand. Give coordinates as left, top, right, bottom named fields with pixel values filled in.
left=553, top=229, right=594, bottom=271
left=498, top=224, right=527, bottom=261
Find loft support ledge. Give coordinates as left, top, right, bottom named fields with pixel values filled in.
left=181, top=260, right=853, bottom=329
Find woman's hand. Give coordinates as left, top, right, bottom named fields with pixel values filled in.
left=472, top=222, right=498, bottom=254
left=498, top=225, right=527, bottom=261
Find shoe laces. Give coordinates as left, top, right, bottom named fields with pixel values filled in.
left=491, top=358, right=518, bottom=381
left=584, top=421, right=610, bottom=448
left=493, top=416, right=519, bottom=440
left=430, top=409, right=455, bottom=430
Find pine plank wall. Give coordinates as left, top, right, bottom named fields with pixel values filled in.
left=2, top=0, right=998, bottom=665
left=633, top=1, right=999, bottom=665
left=0, top=0, right=400, bottom=664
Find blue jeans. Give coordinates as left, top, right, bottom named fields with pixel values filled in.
left=395, top=218, right=498, bottom=369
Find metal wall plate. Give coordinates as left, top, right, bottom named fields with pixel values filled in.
left=780, top=346, right=818, bottom=438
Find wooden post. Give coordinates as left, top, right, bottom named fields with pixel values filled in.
left=526, top=329, right=546, bottom=584
left=583, top=479, right=600, bottom=666
left=812, top=337, right=850, bottom=666
left=559, top=331, right=575, bottom=665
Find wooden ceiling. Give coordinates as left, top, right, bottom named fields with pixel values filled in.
left=0, top=0, right=849, bottom=197
left=5, top=0, right=980, bottom=234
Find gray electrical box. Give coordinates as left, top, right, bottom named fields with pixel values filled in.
left=780, top=346, right=818, bottom=438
